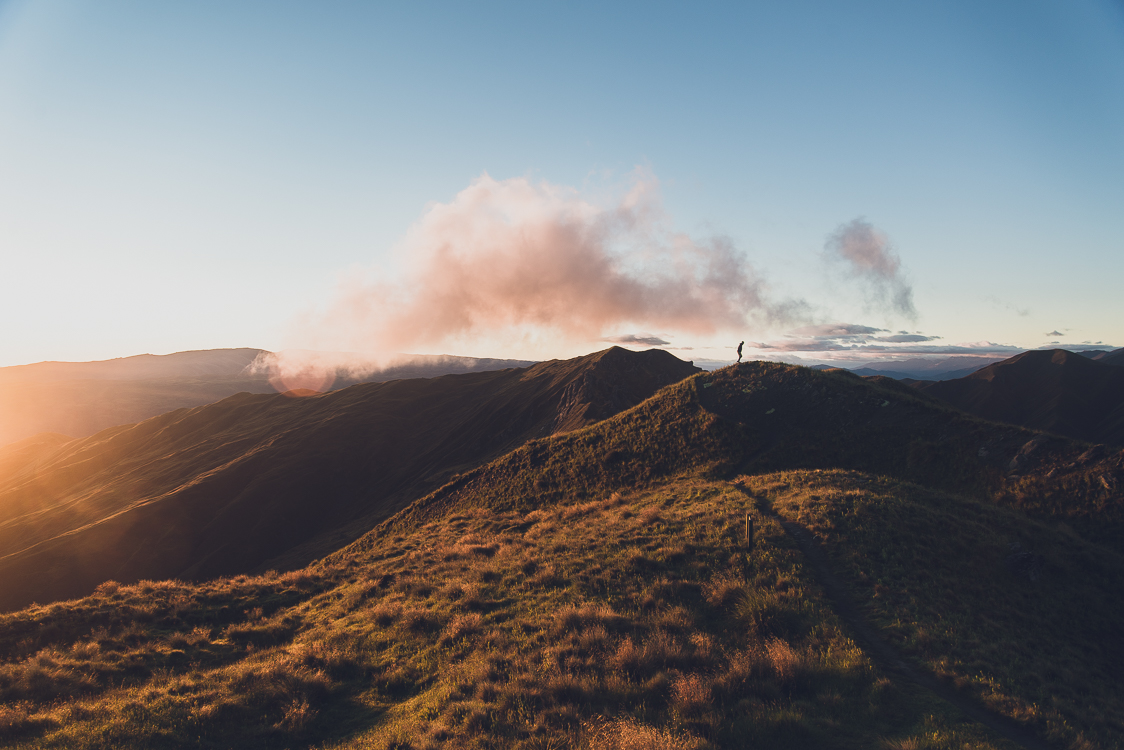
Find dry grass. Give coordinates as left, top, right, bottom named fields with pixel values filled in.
left=749, top=468, right=1124, bottom=750
left=583, top=716, right=709, bottom=749
left=0, top=475, right=1032, bottom=749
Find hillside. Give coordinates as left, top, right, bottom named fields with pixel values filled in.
left=0, top=360, right=1122, bottom=748
left=0, top=348, right=698, bottom=612
left=911, top=349, right=1124, bottom=446
left=0, top=349, right=536, bottom=447
left=375, top=361, right=1124, bottom=549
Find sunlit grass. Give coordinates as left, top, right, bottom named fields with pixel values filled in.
left=0, top=477, right=1015, bottom=749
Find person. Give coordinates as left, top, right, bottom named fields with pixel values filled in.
left=736, top=341, right=744, bottom=363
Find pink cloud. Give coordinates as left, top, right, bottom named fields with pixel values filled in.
left=300, top=172, right=781, bottom=355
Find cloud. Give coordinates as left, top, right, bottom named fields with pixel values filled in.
left=603, top=333, right=671, bottom=346
left=987, top=296, right=1031, bottom=317
left=825, top=218, right=916, bottom=319
left=791, top=324, right=884, bottom=337
left=747, top=322, right=1015, bottom=358
left=1047, top=330, right=1064, bottom=337
left=299, top=171, right=789, bottom=358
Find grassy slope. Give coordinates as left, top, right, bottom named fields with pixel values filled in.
left=0, top=348, right=696, bottom=611
left=371, top=363, right=1124, bottom=551
left=747, top=469, right=1124, bottom=749
left=0, top=477, right=1016, bottom=750
left=0, top=361, right=1121, bottom=747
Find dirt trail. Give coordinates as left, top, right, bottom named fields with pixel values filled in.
left=732, top=482, right=1053, bottom=750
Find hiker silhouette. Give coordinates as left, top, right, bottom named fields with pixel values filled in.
left=736, top=341, right=744, bottom=363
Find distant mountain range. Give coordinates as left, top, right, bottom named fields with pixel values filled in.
left=0, top=349, right=536, bottom=447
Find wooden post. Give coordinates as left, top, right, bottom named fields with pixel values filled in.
left=746, top=513, right=753, bottom=548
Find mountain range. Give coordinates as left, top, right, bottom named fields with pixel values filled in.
left=0, top=346, right=1122, bottom=748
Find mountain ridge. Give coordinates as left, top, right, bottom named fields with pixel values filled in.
left=0, top=347, right=698, bottom=611
left=910, top=348, right=1124, bottom=446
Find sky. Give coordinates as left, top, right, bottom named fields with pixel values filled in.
left=1, top=0, right=1122, bottom=368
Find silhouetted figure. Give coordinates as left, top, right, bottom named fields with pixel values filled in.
left=736, top=341, right=744, bottom=363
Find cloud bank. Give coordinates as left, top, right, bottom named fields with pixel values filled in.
left=603, top=333, right=672, bottom=346
left=304, top=172, right=783, bottom=358
left=825, top=218, right=916, bottom=319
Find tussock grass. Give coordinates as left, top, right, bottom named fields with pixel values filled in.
left=749, top=468, right=1124, bottom=749
left=4, top=360, right=1120, bottom=747
left=0, top=477, right=1014, bottom=749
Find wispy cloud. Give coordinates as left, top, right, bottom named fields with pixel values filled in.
left=987, top=296, right=1031, bottom=317
left=1046, top=330, right=1064, bottom=337
left=603, top=333, right=671, bottom=346
left=825, top=218, right=916, bottom=319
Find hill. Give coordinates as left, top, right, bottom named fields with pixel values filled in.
left=0, top=360, right=1121, bottom=748
left=911, top=349, right=1124, bottom=446
left=0, top=350, right=536, bottom=447
left=0, top=348, right=697, bottom=613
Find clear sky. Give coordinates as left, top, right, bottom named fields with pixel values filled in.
left=1, top=0, right=1122, bottom=367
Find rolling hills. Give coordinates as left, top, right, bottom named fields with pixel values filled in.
left=0, top=348, right=698, bottom=612
left=0, top=354, right=1122, bottom=748
left=0, top=349, right=536, bottom=448
left=910, top=349, right=1124, bottom=446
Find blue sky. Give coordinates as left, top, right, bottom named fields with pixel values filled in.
left=1, top=0, right=1122, bottom=366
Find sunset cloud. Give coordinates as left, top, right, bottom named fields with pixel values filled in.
left=603, top=333, right=671, bottom=346
left=300, top=172, right=787, bottom=357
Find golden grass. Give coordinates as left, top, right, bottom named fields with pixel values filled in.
left=0, top=476, right=1022, bottom=749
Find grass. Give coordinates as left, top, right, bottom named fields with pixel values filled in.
left=748, top=468, right=1124, bottom=749
left=0, top=477, right=1019, bottom=749
left=2, top=359, right=1122, bottom=747
left=364, top=364, right=1124, bottom=555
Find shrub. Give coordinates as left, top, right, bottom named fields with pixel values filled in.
left=440, top=614, right=483, bottom=645
left=583, top=717, right=707, bottom=750
left=764, top=637, right=801, bottom=683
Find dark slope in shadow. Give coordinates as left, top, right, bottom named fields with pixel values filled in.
left=911, top=349, right=1124, bottom=446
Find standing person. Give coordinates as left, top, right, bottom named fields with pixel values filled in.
left=736, top=341, right=744, bottom=363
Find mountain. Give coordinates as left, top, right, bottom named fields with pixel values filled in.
left=843, top=355, right=1007, bottom=381
left=910, top=349, right=1124, bottom=446
left=1102, top=348, right=1124, bottom=366
left=0, top=348, right=268, bottom=384
left=0, top=349, right=536, bottom=447
left=1075, top=349, right=1124, bottom=364
left=0, top=347, right=698, bottom=612
left=1, top=359, right=1121, bottom=749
